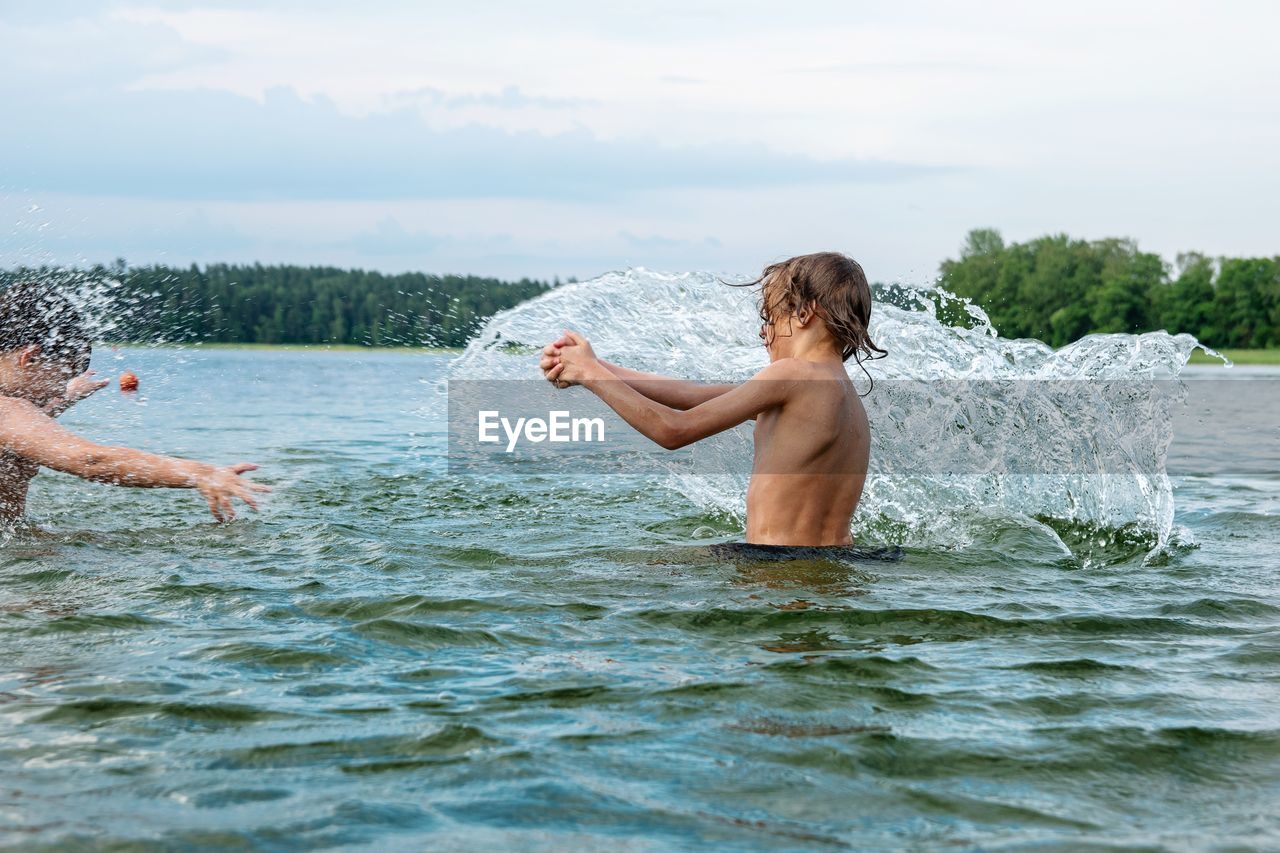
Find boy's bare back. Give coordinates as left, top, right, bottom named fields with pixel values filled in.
left=746, top=359, right=869, bottom=545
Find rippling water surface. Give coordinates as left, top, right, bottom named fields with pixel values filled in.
left=3, top=345, right=1279, bottom=850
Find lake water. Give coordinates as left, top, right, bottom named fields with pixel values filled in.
left=2, top=341, right=1278, bottom=849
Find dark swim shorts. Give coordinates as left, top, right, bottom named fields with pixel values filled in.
left=708, top=543, right=904, bottom=563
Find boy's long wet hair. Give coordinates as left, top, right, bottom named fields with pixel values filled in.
left=0, top=281, right=92, bottom=373
left=739, top=251, right=887, bottom=372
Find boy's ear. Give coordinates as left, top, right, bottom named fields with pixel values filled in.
left=796, top=301, right=816, bottom=327
left=16, top=345, right=40, bottom=368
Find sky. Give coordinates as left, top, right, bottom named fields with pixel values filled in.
left=2, top=0, right=1278, bottom=283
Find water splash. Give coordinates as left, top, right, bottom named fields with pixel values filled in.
left=453, top=269, right=1203, bottom=558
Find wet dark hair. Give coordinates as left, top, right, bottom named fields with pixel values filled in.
left=737, top=251, right=887, bottom=373
left=0, top=281, right=92, bottom=373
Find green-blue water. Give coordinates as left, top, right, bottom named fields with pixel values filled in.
left=2, top=348, right=1278, bottom=849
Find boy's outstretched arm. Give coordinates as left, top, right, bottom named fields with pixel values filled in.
left=541, top=337, right=734, bottom=410
left=0, top=397, right=269, bottom=522
left=547, top=332, right=795, bottom=450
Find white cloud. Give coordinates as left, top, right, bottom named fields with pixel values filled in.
left=1, top=1, right=1278, bottom=281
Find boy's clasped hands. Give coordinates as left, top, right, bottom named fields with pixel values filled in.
left=540, top=330, right=604, bottom=388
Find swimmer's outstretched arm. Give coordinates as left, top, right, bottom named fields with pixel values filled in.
left=0, top=397, right=269, bottom=522
left=547, top=332, right=796, bottom=450
left=541, top=337, right=734, bottom=410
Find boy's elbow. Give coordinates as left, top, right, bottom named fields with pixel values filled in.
left=656, top=433, right=684, bottom=451
left=77, top=452, right=111, bottom=480
left=73, top=449, right=120, bottom=482
left=655, top=418, right=693, bottom=451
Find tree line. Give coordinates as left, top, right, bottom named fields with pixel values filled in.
left=6, top=235, right=1277, bottom=350
left=0, top=260, right=552, bottom=348
left=938, top=229, right=1280, bottom=348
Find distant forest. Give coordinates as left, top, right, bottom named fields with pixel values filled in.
left=4, top=234, right=1278, bottom=350
left=939, top=229, right=1280, bottom=349
left=0, top=261, right=552, bottom=348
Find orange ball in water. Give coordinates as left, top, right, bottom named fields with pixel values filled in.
left=119, top=371, right=139, bottom=392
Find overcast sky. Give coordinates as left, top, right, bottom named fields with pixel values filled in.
left=2, top=0, right=1277, bottom=282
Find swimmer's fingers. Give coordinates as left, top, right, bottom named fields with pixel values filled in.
left=66, top=370, right=111, bottom=400
left=199, top=464, right=266, bottom=522
left=205, top=492, right=226, bottom=523
left=539, top=353, right=560, bottom=372
left=230, top=479, right=269, bottom=512
left=81, top=375, right=111, bottom=394
left=547, top=362, right=571, bottom=389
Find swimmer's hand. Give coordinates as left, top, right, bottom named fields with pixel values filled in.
left=67, top=370, right=111, bottom=402
left=539, top=341, right=568, bottom=388
left=43, top=370, right=111, bottom=417
left=196, top=462, right=271, bottom=523
left=542, top=330, right=604, bottom=387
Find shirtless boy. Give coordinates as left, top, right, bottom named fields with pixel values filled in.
left=540, top=252, right=884, bottom=546
left=0, top=281, right=268, bottom=524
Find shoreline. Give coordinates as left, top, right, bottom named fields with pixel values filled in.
left=1187, top=348, right=1280, bottom=365
left=103, top=342, right=1280, bottom=364
left=103, top=342, right=464, bottom=355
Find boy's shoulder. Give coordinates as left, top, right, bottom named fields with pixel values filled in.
left=752, top=359, right=855, bottom=412
left=753, top=358, right=803, bottom=379
left=0, top=395, right=40, bottom=416
left=0, top=396, right=48, bottom=441
left=0, top=394, right=31, bottom=413
left=752, top=358, right=846, bottom=382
